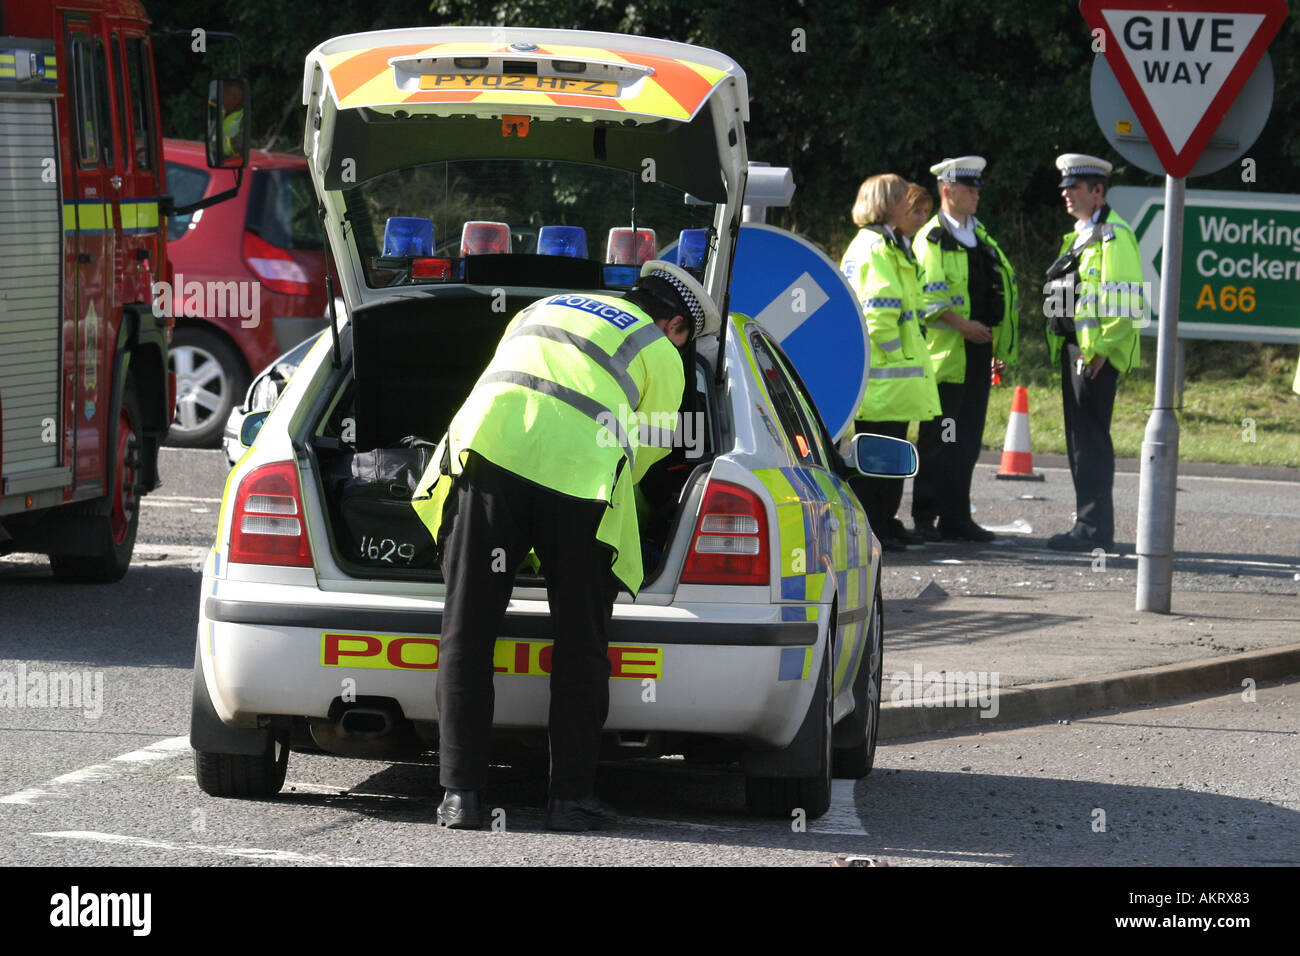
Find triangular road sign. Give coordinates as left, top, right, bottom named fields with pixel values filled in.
left=1080, top=0, right=1288, bottom=177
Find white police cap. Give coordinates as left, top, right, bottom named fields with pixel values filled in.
left=639, top=259, right=721, bottom=338
left=930, top=156, right=986, bottom=187
left=1056, top=153, right=1113, bottom=187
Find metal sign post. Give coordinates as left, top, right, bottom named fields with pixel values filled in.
left=1136, top=175, right=1184, bottom=612
left=1081, top=0, right=1288, bottom=613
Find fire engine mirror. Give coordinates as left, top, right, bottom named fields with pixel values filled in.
left=206, top=78, right=250, bottom=170
left=240, top=411, right=269, bottom=447
left=848, top=433, right=918, bottom=479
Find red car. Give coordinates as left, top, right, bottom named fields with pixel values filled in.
left=163, top=139, right=328, bottom=446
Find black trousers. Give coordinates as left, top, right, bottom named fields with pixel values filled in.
left=848, top=419, right=910, bottom=538
left=436, top=452, right=619, bottom=799
left=912, top=339, right=992, bottom=527
left=1060, top=342, right=1119, bottom=544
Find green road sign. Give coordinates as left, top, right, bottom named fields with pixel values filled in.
left=1109, top=185, right=1300, bottom=343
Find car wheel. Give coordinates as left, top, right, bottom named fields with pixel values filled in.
left=833, top=586, right=883, bottom=779
left=194, top=732, right=289, bottom=799
left=168, top=327, right=249, bottom=448
left=49, top=373, right=142, bottom=583
left=745, top=634, right=833, bottom=820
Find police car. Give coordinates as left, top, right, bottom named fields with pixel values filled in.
left=192, top=26, right=914, bottom=820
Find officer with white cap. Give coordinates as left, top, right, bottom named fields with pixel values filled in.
left=910, top=156, right=1019, bottom=543
left=1043, top=153, right=1144, bottom=551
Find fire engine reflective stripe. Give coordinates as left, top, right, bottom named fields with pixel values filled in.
left=119, top=199, right=160, bottom=233
left=877, top=336, right=902, bottom=353
left=868, top=365, right=925, bottom=379
left=62, top=200, right=111, bottom=233
left=475, top=370, right=635, bottom=465
left=320, top=41, right=728, bottom=120
left=505, top=323, right=642, bottom=409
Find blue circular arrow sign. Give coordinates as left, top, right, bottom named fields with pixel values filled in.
left=727, top=223, right=869, bottom=441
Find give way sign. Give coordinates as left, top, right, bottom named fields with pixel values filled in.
left=1080, top=0, right=1288, bottom=177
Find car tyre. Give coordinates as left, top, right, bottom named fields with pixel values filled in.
left=49, top=373, right=142, bottom=583
left=168, top=327, right=249, bottom=448
left=744, top=634, right=833, bottom=820
left=194, top=732, right=290, bottom=799
left=833, top=586, right=883, bottom=779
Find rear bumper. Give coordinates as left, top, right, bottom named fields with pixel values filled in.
left=197, top=586, right=823, bottom=749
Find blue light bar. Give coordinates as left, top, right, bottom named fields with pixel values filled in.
left=538, top=225, right=588, bottom=258
left=602, top=264, right=640, bottom=289
left=383, top=217, right=434, bottom=257
left=677, top=229, right=709, bottom=270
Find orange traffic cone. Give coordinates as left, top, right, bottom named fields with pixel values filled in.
left=995, top=386, right=1043, bottom=481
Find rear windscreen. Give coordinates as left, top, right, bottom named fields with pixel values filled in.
left=247, top=168, right=325, bottom=251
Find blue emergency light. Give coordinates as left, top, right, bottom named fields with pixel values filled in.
left=538, top=225, right=588, bottom=258
left=677, top=229, right=708, bottom=270
left=602, top=265, right=640, bottom=288
left=383, top=217, right=434, bottom=257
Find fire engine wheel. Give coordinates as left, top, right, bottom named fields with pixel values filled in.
left=744, top=628, right=834, bottom=821
left=194, top=734, right=290, bottom=799
left=167, top=328, right=249, bottom=448
left=832, top=586, right=883, bottom=780
left=49, top=375, right=142, bottom=584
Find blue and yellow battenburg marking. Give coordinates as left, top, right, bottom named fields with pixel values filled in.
left=754, top=466, right=873, bottom=687
left=62, top=198, right=161, bottom=235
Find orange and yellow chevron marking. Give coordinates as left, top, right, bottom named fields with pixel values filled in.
left=322, top=41, right=728, bottom=121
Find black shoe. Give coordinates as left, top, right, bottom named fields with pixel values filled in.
left=1046, top=528, right=1113, bottom=552
left=889, top=519, right=926, bottom=545
left=545, top=795, right=618, bottom=832
left=912, top=519, right=942, bottom=542
left=939, top=518, right=995, bottom=543
left=437, top=789, right=484, bottom=829
left=879, top=535, right=908, bottom=552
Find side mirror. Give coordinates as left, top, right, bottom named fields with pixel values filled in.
left=206, top=77, right=250, bottom=169
left=847, top=433, right=917, bottom=478
left=240, top=410, right=269, bottom=447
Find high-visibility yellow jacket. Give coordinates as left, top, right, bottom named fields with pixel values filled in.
left=411, top=293, right=685, bottom=594
left=840, top=226, right=941, bottom=422
left=913, top=214, right=1019, bottom=384
left=1046, top=206, right=1143, bottom=374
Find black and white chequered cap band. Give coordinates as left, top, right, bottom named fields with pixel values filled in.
left=647, top=269, right=707, bottom=337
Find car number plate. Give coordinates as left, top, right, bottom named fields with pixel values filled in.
left=418, top=73, right=619, bottom=97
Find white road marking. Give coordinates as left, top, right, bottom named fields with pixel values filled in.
left=33, top=830, right=409, bottom=866
left=0, top=736, right=190, bottom=805
left=141, top=495, right=222, bottom=506
left=808, top=779, right=870, bottom=835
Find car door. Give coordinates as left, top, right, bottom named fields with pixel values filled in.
left=750, top=328, right=871, bottom=701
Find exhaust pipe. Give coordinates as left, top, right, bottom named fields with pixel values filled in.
left=339, top=707, right=393, bottom=736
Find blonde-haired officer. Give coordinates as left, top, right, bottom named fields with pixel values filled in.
left=1044, top=153, right=1143, bottom=551
left=911, top=156, right=1019, bottom=542
left=840, top=173, right=941, bottom=550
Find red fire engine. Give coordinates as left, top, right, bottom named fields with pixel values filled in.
left=0, top=0, right=245, bottom=580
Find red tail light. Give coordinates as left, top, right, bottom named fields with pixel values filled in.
left=229, top=461, right=313, bottom=567
left=680, top=480, right=769, bottom=586
left=242, top=230, right=313, bottom=295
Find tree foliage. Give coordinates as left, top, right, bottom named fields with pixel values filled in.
left=150, top=0, right=1300, bottom=297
